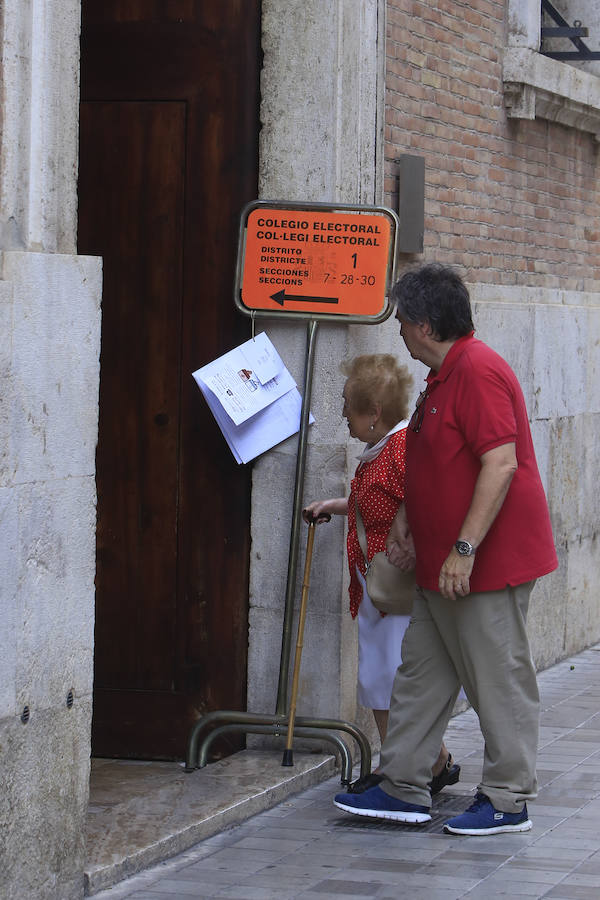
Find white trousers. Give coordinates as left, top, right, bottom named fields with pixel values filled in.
left=356, top=569, right=410, bottom=710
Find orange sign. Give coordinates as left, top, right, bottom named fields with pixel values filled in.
left=238, top=205, right=396, bottom=320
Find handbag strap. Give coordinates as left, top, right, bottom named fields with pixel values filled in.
left=354, top=498, right=369, bottom=563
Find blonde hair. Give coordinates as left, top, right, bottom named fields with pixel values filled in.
left=340, top=354, right=413, bottom=428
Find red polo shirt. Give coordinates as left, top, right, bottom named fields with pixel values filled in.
left=405, top=334, right=557, bottom=592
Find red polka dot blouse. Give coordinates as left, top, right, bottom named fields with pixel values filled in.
left=347, top=429, right=407, bottom=618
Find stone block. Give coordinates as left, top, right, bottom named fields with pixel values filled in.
left=0, top=699, right=92, bottom=900
left=533, top=303, right=587, bottom=420
left=247, top=605, right=283, bottom=716
left=546, top=415, right=582, bottom=543
left=545, top=414, right=600, bottom=549
left=528, top=560, right=569, bottom=671
left=247, top=601, right=344, bottom=724
left=583, top=306, right=600, bottom=415
left=472, top=300, right=536, bottom=411
left=260, top=0, right=380, bottom=204
left=564, top=533, right=600, bottom=655
left=1, top=251, right=102, bottom=485
left=0, top=280, right=15, bottom=485
left=14, top=477, right=96, bottom=711
left=530, top=418, right=552, bottom=499
left=0, top=487, right=18, bottom=717
left=1, top=248, right=99, bottom=900
left=579, top=413, right=600, bottom=534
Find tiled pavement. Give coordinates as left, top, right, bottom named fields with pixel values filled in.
left=93, top=645, right=600, bottom=899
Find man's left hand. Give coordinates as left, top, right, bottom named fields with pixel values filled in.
left=438, top=549, right=475, bottom=600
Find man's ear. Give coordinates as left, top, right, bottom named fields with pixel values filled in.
left=417, top=321, right=434, bottom=339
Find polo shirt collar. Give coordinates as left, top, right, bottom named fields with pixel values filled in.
left=426, top=331, right=475, bottom=386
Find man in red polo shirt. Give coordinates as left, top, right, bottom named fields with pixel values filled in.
left=333, top=263, right=557, bottom=835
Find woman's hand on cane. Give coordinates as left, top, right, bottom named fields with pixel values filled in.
left=302, top=497, right=348, bottom=525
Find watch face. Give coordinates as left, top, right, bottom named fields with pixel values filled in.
left=455, top=540, right=473, bottom=556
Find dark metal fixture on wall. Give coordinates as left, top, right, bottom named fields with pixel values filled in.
left=541, top=0, right=600, bottom=60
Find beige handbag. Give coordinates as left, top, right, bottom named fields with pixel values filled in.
left=355, top=501, right=415, bottom=616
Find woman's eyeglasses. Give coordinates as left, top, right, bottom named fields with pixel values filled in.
left=409, top=389, right=429, bottom=433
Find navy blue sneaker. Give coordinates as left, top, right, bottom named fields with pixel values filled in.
left=444, top=792, right=532, bottom=835
left=334, top=785, right=431, bottom=824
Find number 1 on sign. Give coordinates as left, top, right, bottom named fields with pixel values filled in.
left=351, top=253, right=357, bottom=269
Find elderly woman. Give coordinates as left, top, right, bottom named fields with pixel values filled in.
left=304, top=354, right=459, bottom=794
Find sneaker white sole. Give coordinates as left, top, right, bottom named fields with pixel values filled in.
left=444, top=819, right=532, bottom=836
left=334, top=800, right=431, bottom=824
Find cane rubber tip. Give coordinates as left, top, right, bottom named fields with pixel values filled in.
left=281, top=749, right=294, bottom=766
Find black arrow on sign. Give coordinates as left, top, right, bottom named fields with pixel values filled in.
left=271, top=289, right=339, bottom=307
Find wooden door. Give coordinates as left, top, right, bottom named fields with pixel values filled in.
left=78, top=1, right=260, bottom=759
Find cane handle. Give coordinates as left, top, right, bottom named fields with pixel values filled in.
left=304, top=511, right=331, bottom=525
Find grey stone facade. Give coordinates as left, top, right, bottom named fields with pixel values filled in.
left=0, top=2, right=102, bottom=897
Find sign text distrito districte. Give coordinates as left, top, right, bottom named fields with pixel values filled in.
left=241, top=207, right=392, bottom=317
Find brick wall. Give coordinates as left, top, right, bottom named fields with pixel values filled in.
left=385, top=0, right=600, bottom=291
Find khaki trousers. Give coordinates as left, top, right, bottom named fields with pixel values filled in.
left=379, top=581, right=539, bottom=813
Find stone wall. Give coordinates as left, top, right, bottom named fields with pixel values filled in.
left=249, top=0, right=387, bottom=742
left=0, top=2, right=102, bottom=897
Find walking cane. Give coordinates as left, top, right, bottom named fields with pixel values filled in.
left=282, top=510, right=331, bottom=766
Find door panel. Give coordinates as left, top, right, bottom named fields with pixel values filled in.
left=78, top=2, right=260, bottom=758
left=82, top=100, right=183, bottom=692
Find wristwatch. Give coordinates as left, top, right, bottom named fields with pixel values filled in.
left=455, top=539, right=476, bottom=557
